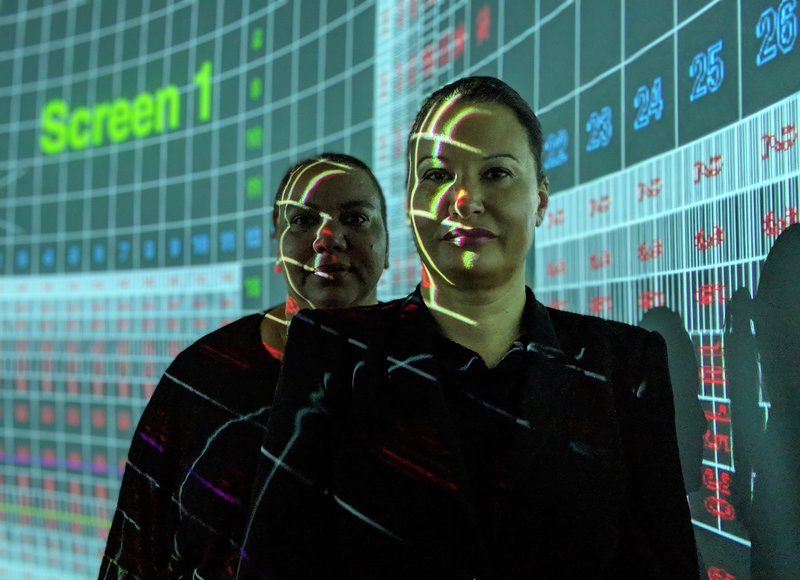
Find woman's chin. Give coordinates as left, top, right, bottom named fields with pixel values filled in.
left=428, top=258, right=510, bottom=290
left=303, top=283, right=377, bottom=310
left=307, top=292, right=357, bottom=309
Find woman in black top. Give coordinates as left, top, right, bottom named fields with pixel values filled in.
left=99, top=153, right=389, bottom=578
left=240, top=78, right=699, bottom=578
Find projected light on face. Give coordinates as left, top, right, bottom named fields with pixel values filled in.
left=273, top=161, right=387, bottom=311
left=407, top=95, right=549, bottom=325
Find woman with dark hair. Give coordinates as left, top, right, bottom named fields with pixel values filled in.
left=99, top=153, right=389, bottom=578
left=240, top=78, right=698, bottom=578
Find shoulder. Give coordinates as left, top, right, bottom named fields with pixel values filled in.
left=172, top=312, right=272, bottom=369
left=281, top=298, right=418, bottom=373
left=544, top=306, right=664, bottom=384
left=289, top=297, right=410, bottom=338
left=546, top=306, right=655, bottom=346
left=157, top=312, right=280, bottom=413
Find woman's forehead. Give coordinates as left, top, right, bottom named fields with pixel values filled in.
left=411, top=107, right=530, bottom=165
left=426, top=99, right=515, bottom=130
left=282, top=167, right=378, bottom=208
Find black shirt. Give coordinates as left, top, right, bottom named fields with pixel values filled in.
left=431, top=297, right=539, bottom=569
left=435, top=335, right=528, bottom=536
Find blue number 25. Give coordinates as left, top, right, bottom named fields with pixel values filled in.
left=689, top=40, right=725, bottom=102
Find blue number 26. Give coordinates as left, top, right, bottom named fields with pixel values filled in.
left=756, top=0, right=798, bottom=66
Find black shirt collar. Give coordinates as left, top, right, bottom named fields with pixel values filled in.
left=405, top=285, right=565, bottom=358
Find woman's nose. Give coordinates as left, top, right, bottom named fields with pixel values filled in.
left=312, top=222, right=346, bottom=253
left=449, top=186, right=484, bottom=219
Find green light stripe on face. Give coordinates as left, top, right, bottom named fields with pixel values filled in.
left=408, top=210, right=454, bottom=287
left=299, top=169, right=347, bottom=205
left=429, top=181, right=453, bottom=215
left=408, top=173, right=454, bottom=287
left=408, top=208, right=437, bottom=220
left=279, top=256, right=316, bottom=273
left=279, top=160, right=328, bottom=207
left=461, top=250, right=477, bottom=269
left=421, top=95, right=460, bottom=135
left=442, top=105, right=481, bottom=137
left=279, top=160, right=351, bottom=210
left=276, top=163, right=350, bottom=309
left=275, top=199, right=309, bottom=209
left=412, top=101, right=487, bottom=157
left=406, top=95, right=478, bottom=290
left=424, top=285, right=478, bottom=326
left=409, top=133, right=482, bottom=155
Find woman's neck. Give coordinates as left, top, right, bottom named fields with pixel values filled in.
left=422, top=274, right=527, bottom=368
left=259, top=300, right=297, bottom=360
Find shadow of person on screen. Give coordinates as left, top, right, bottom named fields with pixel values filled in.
left=722, top=287, right=762, bottom=530
left=750, top=223, right=800, bottom=579
left=638, top=307, right=706, bottom=494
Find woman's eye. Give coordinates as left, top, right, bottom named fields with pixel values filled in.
left=290, top=214, right=316, bottom=227
left=484, top=167, right=512, bottom=181
left=343, top=213, right=368, bottom=225
left=421, top=168, right=451, bottom=183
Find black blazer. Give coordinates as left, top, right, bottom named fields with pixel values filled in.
left=100, top=314, right=280, bottom=579
left=238, top=288, right=699, bottom=579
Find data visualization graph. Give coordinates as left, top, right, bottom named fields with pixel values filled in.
left=2, top=0, right=799, bottom=578
left=0, top=266, right=240, bottom=578
left=1, top=1, right=378, bottom=577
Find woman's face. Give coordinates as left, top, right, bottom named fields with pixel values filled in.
left=408, top=99, right=548, bottom=290
left=276, top=161, right=388, bottom=310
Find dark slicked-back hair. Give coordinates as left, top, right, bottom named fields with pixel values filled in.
left=407, top=76, right=546, bottom=182
left=272, top=152, right=387, bottom=232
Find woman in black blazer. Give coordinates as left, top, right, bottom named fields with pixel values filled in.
left=239, top=78, right=699, bottom=579
left=100, top=153, right=389, bottom=578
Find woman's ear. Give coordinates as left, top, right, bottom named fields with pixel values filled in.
left=535, top=177, right=550, bottom=227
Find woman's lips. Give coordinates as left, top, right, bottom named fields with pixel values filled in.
left=312, top=264, right=349, bottom=279
left=441, top=227, right=497, bottom=246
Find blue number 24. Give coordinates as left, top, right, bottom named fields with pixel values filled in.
left=633, top=77, right=665, bottom=130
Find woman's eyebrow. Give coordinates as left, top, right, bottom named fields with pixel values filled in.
left=278, top=200, right=318, bottom=211
left=340, top=200, right=376, bottom=210
left=416, top=153, right=518, bottom=166
left=483, top=153, right=519, bottom=162
left=416, top=155, right=449, bottom=167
